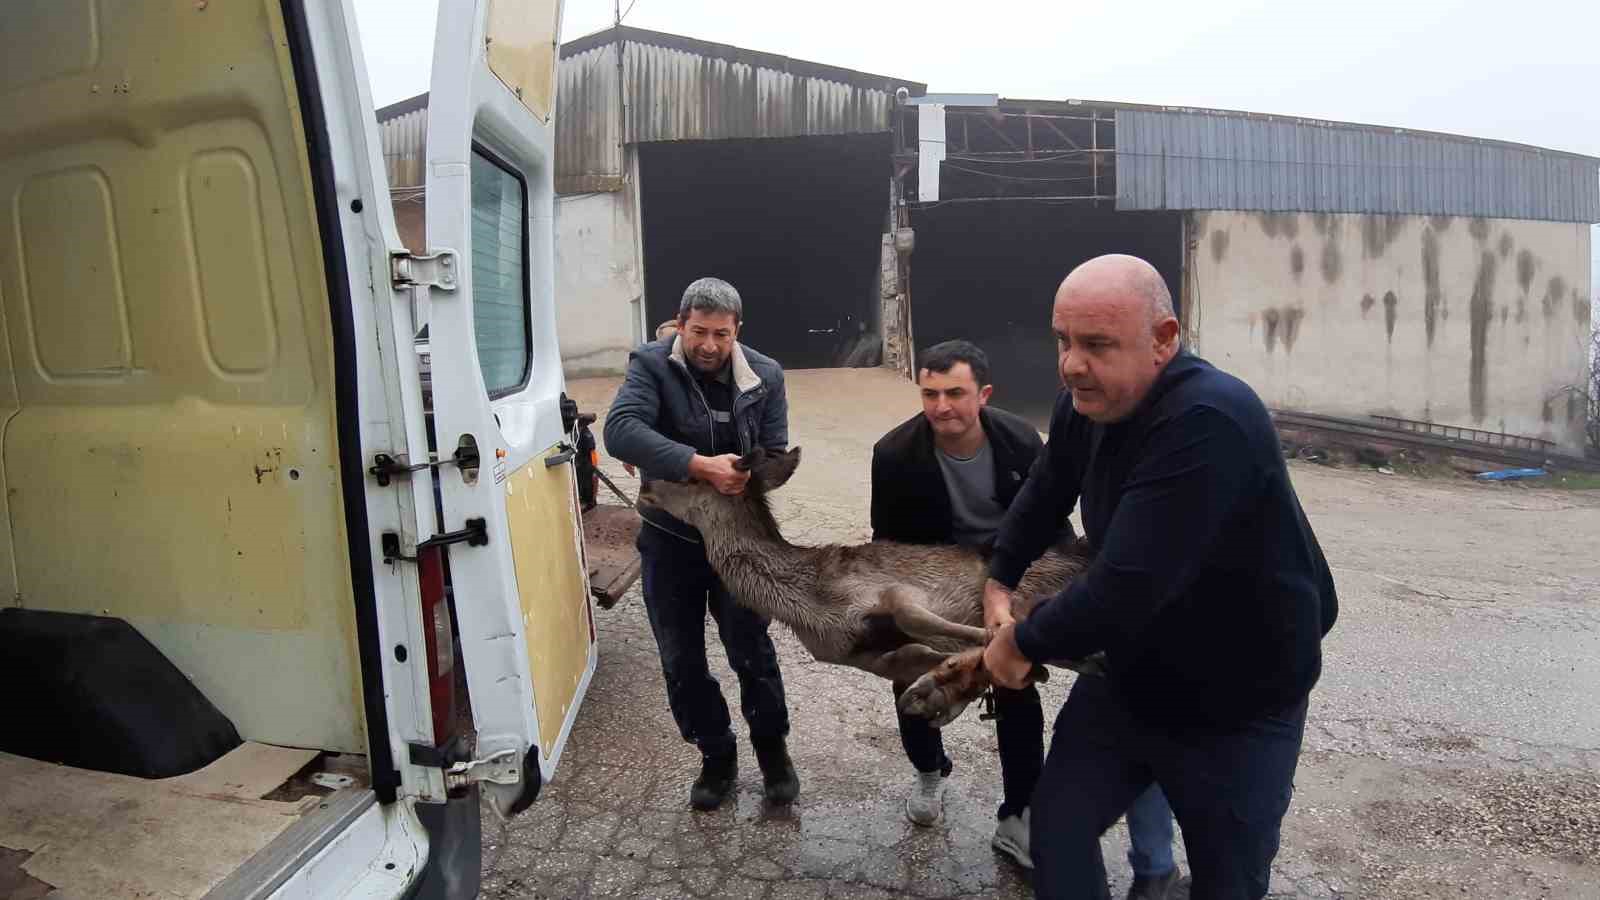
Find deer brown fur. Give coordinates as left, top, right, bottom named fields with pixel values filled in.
left=636, top=447, right=1100, bottom=726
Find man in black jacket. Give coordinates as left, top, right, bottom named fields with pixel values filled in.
left=604, top=277, right=799, bottom=812
left=982, top=255, right=1338, bottom=900
left=872, top=340, right=1182, bottom=882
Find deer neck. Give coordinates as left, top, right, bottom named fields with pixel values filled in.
left=698, top=519, right=821, bottom=626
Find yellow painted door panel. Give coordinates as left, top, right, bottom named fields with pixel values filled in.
left=503, top=448, right=595, bottom=756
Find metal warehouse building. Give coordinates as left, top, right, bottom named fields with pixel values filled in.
left=898, top=97, right=1598, bottom=452
left=380, top=29, right=1597, bottom=455
left=378, top=26, right=921, bottom=375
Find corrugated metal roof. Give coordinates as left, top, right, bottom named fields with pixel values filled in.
left=613, top=40, right=896, bottom=142
left=1116, top=109, right=1600, bottom=223
left=554, top=43, right=623, bottom=191
left=559, top=28, right=916, bottom=190
left=379, top=28, right=919, bottom=195
left=375, top=93, right=428, bottom=192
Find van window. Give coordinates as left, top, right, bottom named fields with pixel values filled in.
left=469, top=147, right=530, bottom=397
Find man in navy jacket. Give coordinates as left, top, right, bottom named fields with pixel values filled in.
left=870, top=340, right=1179, bottom=893
left=604, top=277, right=798, bottom=812
left=982, top=255, right=1337, bottom=900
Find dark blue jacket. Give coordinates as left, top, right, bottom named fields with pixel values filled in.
left=993, top=353, right=1337, bottom=731
left=604, top=337, right=788, bottom=540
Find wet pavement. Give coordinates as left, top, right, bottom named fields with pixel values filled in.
left=480, top=368, right=1600, bottom=899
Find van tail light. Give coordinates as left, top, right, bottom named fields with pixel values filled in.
left=416, top=544, right=456, bottom=746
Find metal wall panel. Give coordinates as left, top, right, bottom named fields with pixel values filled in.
left=563, top=30, right=908, bottom=188
left=1116, top=109, right=1600, bottom=223
left=377, top=105, right=427, bottom=190
left=554, top=43, right=623, bottom=188
left=377, top=30, right=916, bottom=195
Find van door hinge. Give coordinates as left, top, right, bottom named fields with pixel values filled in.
left=370, top=443, right=480, bottom=487
left=444, top=749, right=521, bottom=790
left=391, top=250, right=459, bottom=291
left=381, top=518, right=488, bottom=564
left=407, top=743, right=539, bottom=800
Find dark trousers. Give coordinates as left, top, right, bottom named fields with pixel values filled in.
left=1031, top=675, right=1307, bottom=900
left=894, top=680, right=1044, bottom=819
left=638, top=526, right=790, bottom=754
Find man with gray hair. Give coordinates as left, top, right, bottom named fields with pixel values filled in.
left=604, top=277, right=799, bottom=811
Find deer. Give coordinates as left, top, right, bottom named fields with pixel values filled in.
left=635, top=446, right=1103, bottom=727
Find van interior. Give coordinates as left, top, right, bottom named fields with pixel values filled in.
left=0, top=2, right=379, bottom=895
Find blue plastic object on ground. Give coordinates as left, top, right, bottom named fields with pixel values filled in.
left=1475, top=467, right=1548, bottom=481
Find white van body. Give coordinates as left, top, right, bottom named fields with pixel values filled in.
left=0, top=1, right=593, bottom=896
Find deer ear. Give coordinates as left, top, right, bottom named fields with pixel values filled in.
left=733, top=449, right=764, bottom=472
left=754, top=446, right=801, bottom=490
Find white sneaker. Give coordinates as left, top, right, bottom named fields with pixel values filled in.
left=992, top=808, right=1033, bottom=869
left=904, top=771, right=945, bottom=826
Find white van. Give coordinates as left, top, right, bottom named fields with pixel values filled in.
left=0, top=1, right=601, bottom=896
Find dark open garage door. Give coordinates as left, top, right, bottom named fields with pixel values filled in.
left=906, top=203, right=1183, bottom=427
left=639, top=134, right=891, bottom=369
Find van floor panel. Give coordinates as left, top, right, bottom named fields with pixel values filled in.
left=162, top=742, right=320, bottom=801
left=0, top=747, right=313, bottom=899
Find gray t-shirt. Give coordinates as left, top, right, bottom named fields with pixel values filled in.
left=935, top=441, right=1007, bottom=548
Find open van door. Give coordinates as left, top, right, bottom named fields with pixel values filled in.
left=421, top=0, right=597, bottom=818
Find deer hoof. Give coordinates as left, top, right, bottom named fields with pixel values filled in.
left=927, top=698, right=971, bottom=729
left=898, top=670, right=960, bottom=724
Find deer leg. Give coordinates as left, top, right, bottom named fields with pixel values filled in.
left=878, top=586, right=988, bottom=647
left=896, top=648, right=987, bottom=727
left=897, top=648, right=1052, bottom=728
left=856, top=643, right=951, bottom=683
left=853, top=643, right=977, bottom=727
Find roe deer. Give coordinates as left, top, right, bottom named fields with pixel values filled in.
left=636, top=447, right=1101, bottom=726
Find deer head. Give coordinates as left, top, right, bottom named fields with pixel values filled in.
left=637, top=447, right=802, bottom=537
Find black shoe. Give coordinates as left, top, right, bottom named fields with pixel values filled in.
left=1125, top=868, right=1181, bottom=900
left=689, top=745, right=737, bottom=810
left=752, top=736, right=800, bottom=805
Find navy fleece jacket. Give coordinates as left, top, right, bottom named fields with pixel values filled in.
left=991, top=353, right=1338, bottom=730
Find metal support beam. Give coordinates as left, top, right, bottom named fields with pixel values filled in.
left=913, top=195, right=1117, bottom=206
left=974, top=113, right=1020, bottom=151
left=991, top=111, right=1103, bottom=122
left=945, top=150, right=1107, bottom=160
left=1036, top=114, right=1082, bottom=151
left=1091, top=110, right=1099, bottom=200
left=918, top=103, right=946, bottom=202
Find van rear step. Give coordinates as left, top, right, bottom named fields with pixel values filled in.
left=582, top=503, right=641, bottom=608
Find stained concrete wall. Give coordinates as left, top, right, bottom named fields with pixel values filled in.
left=1191, top=210, right=1593, bottom=451
left=554, top=188, right=643, bottom=377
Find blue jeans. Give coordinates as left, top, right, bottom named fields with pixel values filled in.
left=1126, top=784, right=1177, bottom=878
left=1031, top=675, right=1307, bottom=900
left=637, top=526, right=790, bottom=752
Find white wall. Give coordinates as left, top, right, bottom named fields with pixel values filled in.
left=554, top=188, right=642, bottom=377
left=1191, top=210, right=1593, bottom=451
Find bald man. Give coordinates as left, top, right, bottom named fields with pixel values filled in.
left=980, top=255, right=1338, bottom=900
